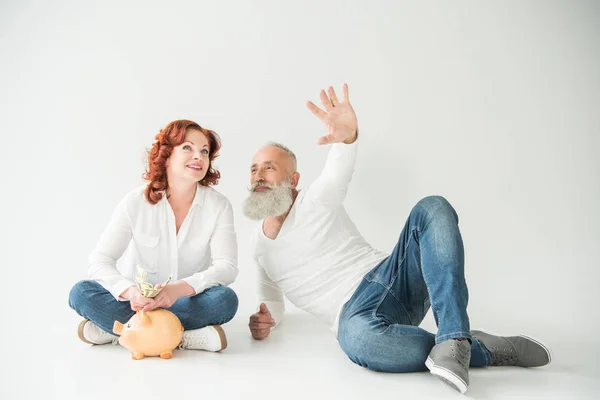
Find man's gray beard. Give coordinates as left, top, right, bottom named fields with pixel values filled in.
left=243, top=178, right=294, bottom=220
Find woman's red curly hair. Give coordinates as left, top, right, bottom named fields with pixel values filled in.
left=143, top=120, right=221, bottom=204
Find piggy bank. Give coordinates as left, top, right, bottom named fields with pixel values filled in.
left=113, top=310, right=184, bottom=360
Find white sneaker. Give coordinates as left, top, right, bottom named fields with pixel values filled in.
left=179, top=325, right=227, bottom=352
left=78, top=319, right=119, bottom=345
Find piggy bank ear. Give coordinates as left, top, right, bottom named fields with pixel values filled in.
left=113, top=321, right=124, bottom=335
left=138, top=311, right=151, bottom=327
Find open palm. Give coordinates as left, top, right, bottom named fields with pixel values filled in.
left=306, top=84, right=358, bottom=145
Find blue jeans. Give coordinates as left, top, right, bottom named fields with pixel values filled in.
left=69, top=280, right=238, bottom=334
left=338, top=196, right=491, bottom=372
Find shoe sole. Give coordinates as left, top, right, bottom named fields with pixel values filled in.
left=77, top=319, right=95, bottom=345
left=473, top=329, right=553, bottom=366
left=212, top=325, right=227, bottom=351
left=425, top=356, right=468, bottom=394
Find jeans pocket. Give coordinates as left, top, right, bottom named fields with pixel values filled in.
left=363, top=258, right=396, bottom=288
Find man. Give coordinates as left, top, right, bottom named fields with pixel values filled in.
left=243, top=84, right=551, bottom=394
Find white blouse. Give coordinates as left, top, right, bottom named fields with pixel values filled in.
left=88, top=184, right=238, bottom=300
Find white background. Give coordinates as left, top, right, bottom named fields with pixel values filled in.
left=1, top=1, right=598, bottom=399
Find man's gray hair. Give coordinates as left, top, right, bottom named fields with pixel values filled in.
left=266, top=141, right=297, bottom=172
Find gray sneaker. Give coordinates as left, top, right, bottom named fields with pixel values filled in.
left=425, top=339, right=471, bottom=394
left=471, top=330, right=552, bottom=367
left=78, top=319, right=119, bottom=345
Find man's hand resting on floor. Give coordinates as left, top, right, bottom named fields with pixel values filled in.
left=249, top=303, right=276, bottom=340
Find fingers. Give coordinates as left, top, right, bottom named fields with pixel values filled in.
left=141, top=301, right=157, bottom=312
left=319, top=89, right=333, bottom=110
left=342, top=83, right=349, bottom=102
left=249, top=308, right=276, bottom=334
left=249, top=316, right=275, bottom=326
left=251, top=328, right=271, bottom=340
left=139, top=302, right=155, bottom=311
left=149, top=295, right=166, bottom=310
left=140, top=294, right=159, bottom=311
left=249, top=306, right=275, bottom=339
left=138, top=295, right=154, bottom=305
left=306, top=101, right=327, bottom=121
left=150, top=299, right=163, bottom=310
left=249, top=321, right=276, bottom=330
left=131, top=293, right=154, bottom=311
left=142, top=292, right=175, bottom=310
left=250, top=312, right=275, bottom=325
left=327, top=86, right=339, bottom=106
left=259, top=303, right=271, bottom=315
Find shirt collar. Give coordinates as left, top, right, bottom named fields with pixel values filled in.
left=160, top=183, right=206, bottom=207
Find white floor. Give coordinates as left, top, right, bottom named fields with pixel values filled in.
left=3, top=309, right=598, bottom=400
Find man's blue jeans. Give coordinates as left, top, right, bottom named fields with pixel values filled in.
left=338, top=196, right=491, bottom=372
left=69, top=280, right=238, bottom=334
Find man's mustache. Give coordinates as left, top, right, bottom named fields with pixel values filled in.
left=248, top=180, right=275, bottom=192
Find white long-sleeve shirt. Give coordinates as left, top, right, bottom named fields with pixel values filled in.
left=89, top=184, right=238, bottom=300
left=251, top=139, right=389, bottom=335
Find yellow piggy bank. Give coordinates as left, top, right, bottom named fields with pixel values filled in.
left=113, top=310, right=184, bottom=360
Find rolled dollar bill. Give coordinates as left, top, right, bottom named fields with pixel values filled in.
left=135, top=265, right=171, bottom=298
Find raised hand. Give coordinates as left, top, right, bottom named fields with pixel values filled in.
left=306, top=83, right=358, bottom=145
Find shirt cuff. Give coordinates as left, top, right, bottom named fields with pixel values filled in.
left=181, top=273, right=210, bottom=295
left=112, top=279, right=136, bottom=301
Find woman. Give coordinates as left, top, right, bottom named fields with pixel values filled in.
left=69, top=120, right=238, bottom=352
